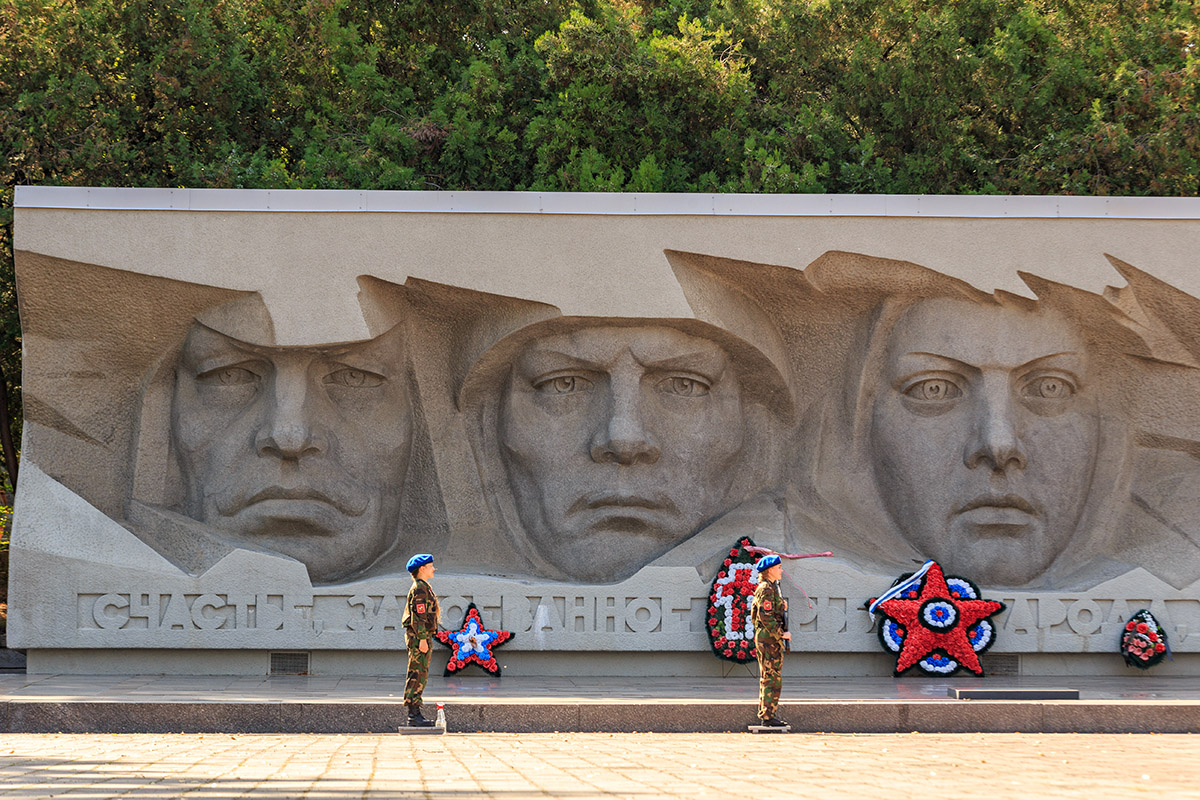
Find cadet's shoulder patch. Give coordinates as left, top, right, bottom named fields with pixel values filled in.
left=415, top=603, right=426, bottom=614
left=763, top=600, right=772, bottom=611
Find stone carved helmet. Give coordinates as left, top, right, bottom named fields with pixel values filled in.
left=802, top=251, right=1152, bottom=589
left=455, top=284, right=797, bottom=584
left=127, top=290, right=445, bottom=585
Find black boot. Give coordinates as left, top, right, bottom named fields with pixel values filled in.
left=762, top=716, right=789, bottom=728
left=407, top=705, right=434, bottom=727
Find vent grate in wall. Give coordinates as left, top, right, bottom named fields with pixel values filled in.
left=980, top=654, right=1020, bottom=676
left=269, top=651, right=310, bottom=676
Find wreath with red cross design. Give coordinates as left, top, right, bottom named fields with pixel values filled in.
left=705, top=537, right=761, bottom=663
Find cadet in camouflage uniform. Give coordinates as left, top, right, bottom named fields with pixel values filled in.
left=750, top=553, right=790, bottom=727
left=402, top=553, right=440, bottom=727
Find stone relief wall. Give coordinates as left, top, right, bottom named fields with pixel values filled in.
left=10, top=202, right=1200, bottom=661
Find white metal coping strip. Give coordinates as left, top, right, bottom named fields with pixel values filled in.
left=14, top=185, right=1200, bottom=219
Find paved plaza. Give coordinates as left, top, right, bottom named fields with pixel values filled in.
left=1, top=731, right=1198, bottom=799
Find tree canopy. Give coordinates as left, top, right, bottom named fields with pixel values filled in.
left=2, top=0, right=1199, bottom=491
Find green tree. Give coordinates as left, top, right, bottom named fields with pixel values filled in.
left=2, top=0, right=1199, bottom=500
left=528, top=1, right=754, bottom=190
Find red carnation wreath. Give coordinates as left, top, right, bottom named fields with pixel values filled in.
left=868, top=561, right=1005, bottom=677
left=706, top=536, right=761, bottom=663
left=434, top=603, right=514, bottom=676
left=1120, top=609, right=1169, bottom=669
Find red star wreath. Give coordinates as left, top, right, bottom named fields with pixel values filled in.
left=434, top=603, right=513, bottom=676
left=705, top=536, right=761, bottom=663
left=868, top=561, right=1005, bottom=677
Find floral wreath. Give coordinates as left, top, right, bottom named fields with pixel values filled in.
left=434, top=603, right=514, bottom=676
left=867, top=560, right=1005, bottom=677
left=706, top=536, right=761, bottom=662
left=1120, top=609, right=1169, bottom=670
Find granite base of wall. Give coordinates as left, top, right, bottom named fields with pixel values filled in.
left=2, top=700, right=1196, bottom=734
left=0, top=649, right=26, bottom=671
left=23, top=649, right=1200, bottom=678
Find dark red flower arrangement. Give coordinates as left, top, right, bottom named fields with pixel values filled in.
left=868, top=561, right=1005, bottom=677
left=434, top=603, right=513, bottom=676
left=706, top=537, right=761, bottom=663
left=1120, top=609, right=1169, bottom=670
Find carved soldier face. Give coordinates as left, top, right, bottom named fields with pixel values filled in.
left=869, top=298, right=1100, bottom=585
left=500, top=326, right=747, bottom=581
left=171, top=324, right=412, bottom=583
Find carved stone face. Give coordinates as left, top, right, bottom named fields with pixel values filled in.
left=499, top=326, right=746, bottom=581
left=171, top=324, right=412, bottom=583
left=869, top=298, right=1100, bottom=586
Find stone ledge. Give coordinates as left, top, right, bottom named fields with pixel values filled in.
left=3, top=700, right=1196, bottom=734
left=949, top=687, right=1080, bottom=700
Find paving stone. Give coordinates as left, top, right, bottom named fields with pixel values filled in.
left=5, top=732, right=1198, bottom=799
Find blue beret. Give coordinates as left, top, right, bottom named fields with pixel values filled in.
left=406, top=553, right=434, bottom=573
left=755, top=554, right=782, bottom=572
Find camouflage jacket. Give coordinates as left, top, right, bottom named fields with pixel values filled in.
left=402, top=578, right=440, bottom=639
left=751, top=579, right=786, bottom=641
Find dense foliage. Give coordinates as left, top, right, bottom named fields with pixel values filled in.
left=2, top=0, right=1199, bottom=489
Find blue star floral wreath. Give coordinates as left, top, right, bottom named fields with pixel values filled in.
left=435, top=603, right=513, bottom=676
left=867, top=561, right=1005, bottom=677
left=706, top=537, right=761, bottom=663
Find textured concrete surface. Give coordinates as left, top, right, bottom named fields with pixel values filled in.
left=2, top=731, right=1199, bottom=799
left=8, top=673, right=1200, bottom=703
left=2, top=674, right=1199, bottom=734
left=13, top=195, right=1200, bottom=676
left=24, top=648, right=1200, bottom=678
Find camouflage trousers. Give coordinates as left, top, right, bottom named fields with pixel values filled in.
left=404, top=637, right=431, bottom=708
left=756, top=635, right=784, bottom=720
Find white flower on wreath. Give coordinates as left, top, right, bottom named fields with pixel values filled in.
left=454, top=621, right=494, bottom=656
left=714, top=563, right=760, bottom=641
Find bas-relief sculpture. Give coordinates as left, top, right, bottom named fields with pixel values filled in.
left=501, top=326, right=746, bottom=582
left=460, top=318, right=793, bottom=582
left=112, top=291, right=444, bottom=586
left=706, top=253, right=1200, bottom=661
left=668, top=250, right=1171, bottom=591
left=10, top=234, right=1200, bottom=662
left=867, top=298, right=1098, bottom=586
left=170, top=322, right=413, bottom=583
